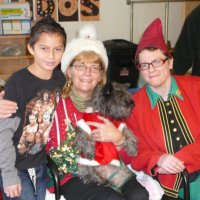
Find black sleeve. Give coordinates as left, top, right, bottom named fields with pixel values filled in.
left=173, top=7, right=200, bottom=75
left=54, top=68, right=66, bottom=89
left=4, top=74, right=24, bottom=119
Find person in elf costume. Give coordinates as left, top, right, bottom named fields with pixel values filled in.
left=127, top=18, right=200, bottom=200
left=46, top=25, right=149, bottom=200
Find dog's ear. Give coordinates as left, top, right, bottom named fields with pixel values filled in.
left=123, top=83, right=130, bottom=89
left=103, top=82, right=113, bottom=96
left=111, top=82, right=130, bottom=90
left=117, top=82, right=130, bottom=90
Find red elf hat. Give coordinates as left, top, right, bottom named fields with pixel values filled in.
left=135, top=18, right=169, bottom=59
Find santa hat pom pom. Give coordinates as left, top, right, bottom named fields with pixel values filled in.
left=78, top=24, right=97, bottom=40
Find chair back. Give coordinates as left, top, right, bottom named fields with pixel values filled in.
left=181, top=169, right=190, bottom=200
left=47, top=155, right=61, bottom=200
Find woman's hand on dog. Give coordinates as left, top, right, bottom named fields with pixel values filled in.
left=87, top=116, right=123, bottom=145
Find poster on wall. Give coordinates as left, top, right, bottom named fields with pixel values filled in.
left=58, top=0, right=78, bottom=22
left=4, top=0, right=33, bottom=19
left=35, top=0, right=57, bottom=21
left=80, top=0, right=99, bottom=21
left=5, top=0, right=100, bottom=22
left=11, top=0, right=57, bottom=20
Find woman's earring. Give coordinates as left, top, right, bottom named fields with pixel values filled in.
left=67, top=79, right=72, bottom=88
left=62, top=79, right=72, bottom=98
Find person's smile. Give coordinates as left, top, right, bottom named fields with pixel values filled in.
left=44, top=61, right=56, bottom=67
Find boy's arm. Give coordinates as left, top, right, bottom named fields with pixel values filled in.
left=0, top=117, right=21, bottom=196
left=0, top=91, right=18, bottom=119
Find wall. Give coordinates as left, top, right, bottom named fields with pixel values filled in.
left=59, top=0, right=184, bottom=47
left=132, top=2, right=184, bottom=47
left=59, top=0, right=130, bottom=43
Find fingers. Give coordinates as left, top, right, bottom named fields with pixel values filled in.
left=97, top=115, right=110, bottom=123
left=157, top=154, right=185, bottom=174
left=157, top=167, right=170, bottom=174
left=1, top=99, right=18, bottom=108
left=0, top=113, right=12, bottom=118
left=86, top=118, right=105, bottom=141
left=4, top=184, right=22, bottom=198
left=172, top=160, right=185, bottom=172
left=0, top=99, right=18, bottom=118
left=158, top=164, right=183, bottom=174
left=0, top=91, right=18, bottom=118
left=86, top=116, right=110, bottom=128
left=87, top=121, right=101, bottom=129
left=92, top=128, right=104, bottom=141
left=86, top=115, right=122, bottom=143
left=0, top=90, right=5, bottom=99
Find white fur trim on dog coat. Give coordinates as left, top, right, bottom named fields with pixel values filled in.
left=77, top=157, right=120, bottom=167
left=76, top=119, right=91, bottom=135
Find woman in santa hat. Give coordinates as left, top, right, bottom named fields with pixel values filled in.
left=45, top=25, right=149, bottom=200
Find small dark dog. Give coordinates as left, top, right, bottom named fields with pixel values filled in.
left=75, top=82, right=137, bottom=191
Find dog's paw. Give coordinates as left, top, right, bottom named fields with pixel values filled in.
left=122, top=127, right=138, bottom=156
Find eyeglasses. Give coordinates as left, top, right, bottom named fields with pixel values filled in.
left=138, top=58, right=169, bottom=71
left=72, top=64, right=102, bottom=73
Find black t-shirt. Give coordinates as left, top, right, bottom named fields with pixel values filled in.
left=4, top=67, right=66, bottom=169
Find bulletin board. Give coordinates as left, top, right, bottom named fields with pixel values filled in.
left=12, top=0, right=100, bottom=22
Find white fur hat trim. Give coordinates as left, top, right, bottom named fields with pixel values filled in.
left=61, top=25, right=108, bottom=74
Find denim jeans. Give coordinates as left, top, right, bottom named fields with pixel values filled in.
left=0, top=164, right=47, bottom=200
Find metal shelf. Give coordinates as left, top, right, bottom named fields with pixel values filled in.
left=0, top=55, right=33, bottom=60
left=0, top=35, right=30, bottom=39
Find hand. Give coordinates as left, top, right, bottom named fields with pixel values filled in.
left=0, top=91, right=18, bottom=118
left=157, top=167, right=172, bottom=174
left=87, top=115, right=123, bottom=144
left=0, top=90, right=4, bottom=99
left=157, top=153, right=185, bottom=174
left=4, top=183, right=22, bottom=198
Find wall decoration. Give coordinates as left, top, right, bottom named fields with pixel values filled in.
left=58, top=0, right=78, bottom=22
left=80, top=0, right=99, bottom=21
left=3, top=0, right=100, bottom=22
left=35, top=0, right=57, bottom=20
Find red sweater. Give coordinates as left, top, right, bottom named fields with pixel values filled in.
left=127, top=75, right=200, bottom=197
left=46, top=97, right=131, bottom=192
left=46, top=97, right=84, bottom=192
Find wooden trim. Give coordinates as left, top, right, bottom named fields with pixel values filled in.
left=183, top=1, right=200, bottom=20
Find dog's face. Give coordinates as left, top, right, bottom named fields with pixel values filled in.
left=89, top=82, right=134, bottom=120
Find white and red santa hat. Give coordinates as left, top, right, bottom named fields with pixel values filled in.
left=61, top=24, right=108, bottom=74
